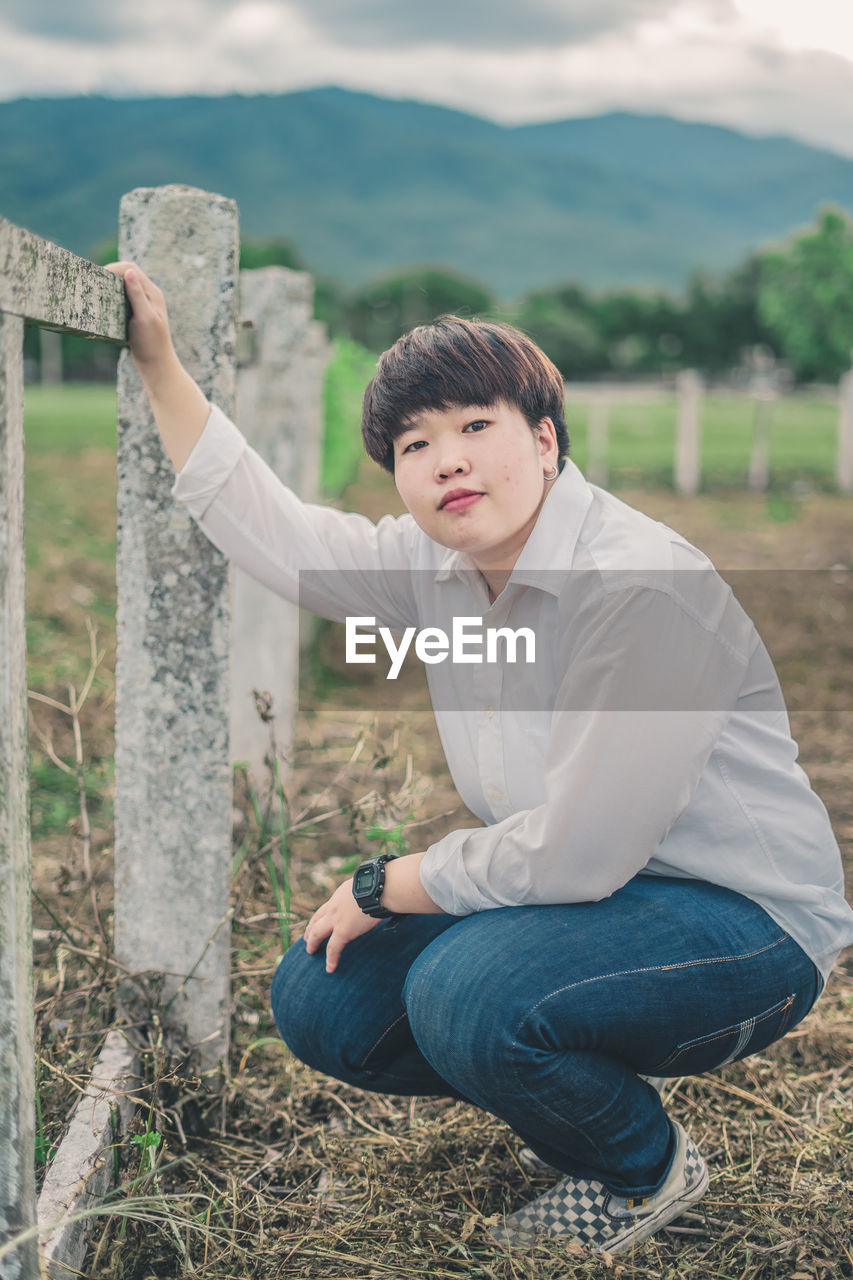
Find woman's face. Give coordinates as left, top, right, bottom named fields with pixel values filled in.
left=392, top=400, right=559, bottom=589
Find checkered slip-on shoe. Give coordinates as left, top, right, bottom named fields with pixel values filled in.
left=494, top=1119, right=708, bottom=1256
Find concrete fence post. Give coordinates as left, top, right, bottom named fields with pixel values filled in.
left=232, top=267, right=329, bottom=782
left=113, top=186, right=238, bottom=1074
left=747, top=346, right=777, bottom=493
left=838, top=366, right=853, bottom=494
left=586, top=397, right=609, bottom=487
left=0, top=311, right=38, bottom=1279
left=674, top=368, right=702, bottom=495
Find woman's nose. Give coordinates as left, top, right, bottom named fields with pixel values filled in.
left=435, top=451, right=470, bottom=481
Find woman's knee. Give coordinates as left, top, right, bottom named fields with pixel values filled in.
left=270, top=939, right=341, bottom=1072
left=270, top=934, right=421, bottom=1090
left=402, top=919, right=520, bottom=1086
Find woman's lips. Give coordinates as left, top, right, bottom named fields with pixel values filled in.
left=439, top=491, right=483, bottom=513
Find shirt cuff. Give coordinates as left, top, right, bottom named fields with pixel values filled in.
left=419, top=828, right=491, bottom=916
left=171, top=404, right=247, bottom=517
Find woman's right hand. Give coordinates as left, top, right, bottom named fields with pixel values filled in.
left=105, top=262, right=179, bottom=380
left=103, top=261, right=211, bottom=470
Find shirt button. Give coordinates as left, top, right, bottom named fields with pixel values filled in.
left=484, top=707, right=494, bottom=719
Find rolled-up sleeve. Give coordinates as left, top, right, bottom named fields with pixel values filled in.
left=419, top=583, right=754, bottom=914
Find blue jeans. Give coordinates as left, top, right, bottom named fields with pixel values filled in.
left=271, top=875, right=821, bottom=1198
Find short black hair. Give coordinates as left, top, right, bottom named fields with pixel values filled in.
left=361, top=315, right=570, bottom=474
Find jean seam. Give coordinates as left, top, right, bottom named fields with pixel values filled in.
left=358, top=1011, right=409, bottom=1071
left=515, top=934, right=789, bottom=1026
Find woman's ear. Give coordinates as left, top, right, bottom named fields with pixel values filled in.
left=537, top=416, right=559, bottom=465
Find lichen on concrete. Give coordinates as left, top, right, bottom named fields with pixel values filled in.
left=0, top=216, right=126, bottom=341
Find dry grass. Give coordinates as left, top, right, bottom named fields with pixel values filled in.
left=30, top=705, right=853, bottom=1280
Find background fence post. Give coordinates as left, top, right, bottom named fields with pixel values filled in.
left=232, top=267, right=329, bottom=783
left=586, top=397, right=609, bottom=487
left=113, top=186, right=238, bottom=1074
left=0, top=311, right=38, bottom=1279
left=748, top=346, right=777, bottom=492
left=838, top=364, right=853, bottom=494
left=675, top=368, right=702, bottom=495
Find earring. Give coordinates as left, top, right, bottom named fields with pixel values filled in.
left=543, top=465, right=558, bottom=481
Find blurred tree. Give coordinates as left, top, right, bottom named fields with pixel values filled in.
left=90, top=236, right=118, bottom=266
left=238, top=237, right=304, bottom=271
left=515, top=287, right=604, bottom=377
left=678, top=256, right=775, bottom=372
left=345, top=267, right=497, bottom=351
left=757, top=207, right=853, bottom=381
left=312, top=276, right=349, bottom=337
left=593, top=289, right=682, bottom=375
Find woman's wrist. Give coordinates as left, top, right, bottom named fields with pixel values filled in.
left=140, top=358, right=211, bottom=470
left=380, top=852, right=445, bottom=915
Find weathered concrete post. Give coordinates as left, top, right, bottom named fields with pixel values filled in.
left=586, top=397, right=609, bottom=488
left=674, top=368, right=702, bottom=495
left=0, top=311, right=38, bottom=1278
left=232, top=267, right=329, bottom=781
left=837, top=364, right=853, bottom=494
left=748, top=346, right=777, bottom=492
left=113, top=186, right=238, bottom=1074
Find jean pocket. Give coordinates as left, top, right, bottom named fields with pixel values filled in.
left=654, top=993, right=796, bottom=1075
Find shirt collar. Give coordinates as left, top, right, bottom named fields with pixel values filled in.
left=433, top=459, right=594, bottom=597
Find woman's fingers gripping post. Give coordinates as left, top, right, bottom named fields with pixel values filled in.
left=104, top=261, right=177, bottom=373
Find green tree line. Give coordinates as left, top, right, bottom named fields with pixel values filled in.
left=25, top=208, right=853, bottom=384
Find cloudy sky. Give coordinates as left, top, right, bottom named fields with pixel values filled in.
left=4, top=0, right=853, bottom=156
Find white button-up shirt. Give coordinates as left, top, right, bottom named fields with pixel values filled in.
left=173, top=405, right=853, bottom=983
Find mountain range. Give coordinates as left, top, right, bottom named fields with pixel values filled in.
left=3, top=87, right=853, bottom=298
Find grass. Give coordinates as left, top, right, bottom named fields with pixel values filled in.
left=321, top=336, right=378, bottom=495
left=24, top=382, right=118, bottom=452
left=23, top=377, right=843, bottom=499
left=567, top=389, right=840, bottom=489
left=19, top=377, right=853, bottom=1278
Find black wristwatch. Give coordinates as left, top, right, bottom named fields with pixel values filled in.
left=352, top=853, right=397, bottom=918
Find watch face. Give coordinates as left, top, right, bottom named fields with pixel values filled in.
left=354, top=865, right=376, bottom=894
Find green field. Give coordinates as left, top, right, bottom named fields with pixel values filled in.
left=24, top=376, right=842, bottom=491
left=568, top=391, right=839, bottom=488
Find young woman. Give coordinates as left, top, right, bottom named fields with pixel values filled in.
left=108, top=262, right=853, bottom=1255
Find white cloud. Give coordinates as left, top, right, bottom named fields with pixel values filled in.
left=731, top=0, right=853, bottom=62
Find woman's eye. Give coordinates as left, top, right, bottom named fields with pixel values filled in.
left=403, top=439, right=427, bottom=453
left=463, top=420, right=488, bottom=433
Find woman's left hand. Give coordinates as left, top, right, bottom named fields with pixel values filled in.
left=303, top=880, right=384, bottom=973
